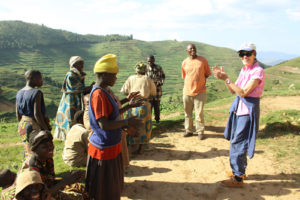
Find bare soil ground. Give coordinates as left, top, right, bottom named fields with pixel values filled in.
left=122, top=96, right=300, bottom=200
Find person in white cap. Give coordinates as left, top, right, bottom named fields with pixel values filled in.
left=54, top=56, right=93, bottom=140
left=213, top=43, right=265, bottom=187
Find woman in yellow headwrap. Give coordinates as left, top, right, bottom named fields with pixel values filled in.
left=121, top=62, right=156, bottom=154
left=85, top=54, right=142, bottom=200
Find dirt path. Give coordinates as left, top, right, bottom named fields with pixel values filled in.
left=121, top=96, right=300, bottom=200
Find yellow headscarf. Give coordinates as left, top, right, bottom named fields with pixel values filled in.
left=94, top=54, right=119, bottom=74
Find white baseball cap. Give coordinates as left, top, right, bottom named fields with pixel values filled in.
left=238, top=43, right=256, bottom=52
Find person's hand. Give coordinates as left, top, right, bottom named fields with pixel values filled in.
left=90, top=82, right=95, bottom=87
left=129, top=97, right=144, bottom=108
left=127, top=91, right=141, bottom=101
left=212, top=65, right=228, bottom=81
left=64, top=170, right=84, bottom=185
left=128, top=116, right=143, bottom=128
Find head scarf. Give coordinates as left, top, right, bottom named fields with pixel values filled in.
left=69, top=56, right=84, bottom=69
left=135, top=62, right=147, bottom=74
left=94, top=54, right=119, bottom=74
left=15, top=169, right=43, bottom=196
left=29, top=130, right=53, bottom=151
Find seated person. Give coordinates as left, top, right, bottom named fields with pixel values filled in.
left=62, top=110, right=90, bottom=167
left=15, top=169, right=51, bottom=200
left=22, top=130, right=83, bottom=196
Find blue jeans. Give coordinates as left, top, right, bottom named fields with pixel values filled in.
left=229, top=115, right=250, bottom=176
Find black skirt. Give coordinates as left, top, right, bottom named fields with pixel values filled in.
left=85, top=153, right=124, bottom=200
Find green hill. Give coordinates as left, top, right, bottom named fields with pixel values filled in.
left=264, top=57, right=300, bottom=96
left=0, top=20, right=132, bottom=49
left=1, top=20, right=299, bottom=121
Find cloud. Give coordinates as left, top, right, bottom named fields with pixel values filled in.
left=286, top=8, right=300, bottom=21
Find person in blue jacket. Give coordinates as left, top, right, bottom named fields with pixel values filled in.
left=213, top=43, right=265, bottom=187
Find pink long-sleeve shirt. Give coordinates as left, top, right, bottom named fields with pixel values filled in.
left=235, top=62, right=265, bottom=115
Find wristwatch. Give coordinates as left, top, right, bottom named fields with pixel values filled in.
left=225, top=79, right=231, bottom=84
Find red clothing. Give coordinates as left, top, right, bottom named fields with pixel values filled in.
left=88, top=89, right=121, bottom=160
left=88, top=143, right=121, bottom=160
left=90, top=89, right=113, bottom=120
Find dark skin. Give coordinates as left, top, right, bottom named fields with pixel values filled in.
left=73, top=61, right=95, bottom=95
left=186, top=44, right=197, bottom=59
left=16, top=74, right=51, bottom=155
left=95, top=73, right=143, bottom=135
left=16, top=183, right=51, bottom=200
left=147, top=56, right=155, bottom=67
left=34, top=140, right=83, bottom=196
left=119, top=91, right=144, bottom=114
left=0, top=169, right=16, bottom=188
left=16, top=74, right=50, bottom=131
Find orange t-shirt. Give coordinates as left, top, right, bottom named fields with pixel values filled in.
left=88, top=88, right=121, bottom=160
left=182, top=56, right=211, bottom=96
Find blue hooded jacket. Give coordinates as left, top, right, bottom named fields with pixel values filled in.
left=224, top=96, right=260, bottom=158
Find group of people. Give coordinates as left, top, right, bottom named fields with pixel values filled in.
left=0, top=42, right=265, bottom=199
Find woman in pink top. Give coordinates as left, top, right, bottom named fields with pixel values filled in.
left=213, top=43, right=265, bottom=188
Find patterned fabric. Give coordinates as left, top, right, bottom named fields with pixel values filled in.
left=54, top=68, right=85, bottom=140
left=135, top=62, right=147, bottom=74
left=127, top=102, right=153, bottom=145
left=121, top=74, right=156, bottom=145
left=146, top=64, right=165, bottom=100
left=21, top=155, right=55, bottom=189
left=1, top=184, right=16, bottom=200
left=18, top=116, right=41, bottom=159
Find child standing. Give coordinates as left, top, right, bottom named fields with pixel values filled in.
left=16, top=70, right=51, bottom=158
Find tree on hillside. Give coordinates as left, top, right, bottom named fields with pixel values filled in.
left=0, top=21, right=133, bottom=49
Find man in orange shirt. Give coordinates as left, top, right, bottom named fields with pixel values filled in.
left=182, top=44, right=211, bottom=139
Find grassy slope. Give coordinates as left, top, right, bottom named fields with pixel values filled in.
left=263, top=56, right=300, bottom=96
left=0, top=39, right=245, bottom=119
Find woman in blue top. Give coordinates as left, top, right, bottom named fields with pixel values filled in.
left=16, top=70, right=51, bottom=158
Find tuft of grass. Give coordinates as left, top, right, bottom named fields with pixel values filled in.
left=259, top=110, right=300, bottom=138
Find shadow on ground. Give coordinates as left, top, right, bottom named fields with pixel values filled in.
left=123, top=173, right=300, bottom=200
left=130, top=142, right=264, bottom=161
left=125, top=165, right=172, bottom=177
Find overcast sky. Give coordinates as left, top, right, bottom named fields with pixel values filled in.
left=1, top=0, right=300, bottom=55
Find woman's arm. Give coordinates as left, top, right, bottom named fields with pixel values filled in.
left=97, top=116, right=142, bottom=132
left=225, top=78, right=260, bottom=97
left=48, top=171, right=83, bottom=195
left=34, top=91, right=49, bottom=130
left=213, top=66, right=260, bottom=97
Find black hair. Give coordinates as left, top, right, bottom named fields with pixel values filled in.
left=148, top=55, right=155, bottom=60
left=28, top=130, right=53, bottom=151
left=70, top=110, right=84, bottom=127
left=24, top=70, right=42, bottom=81
left=186, top=43, right=196, bottom=50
